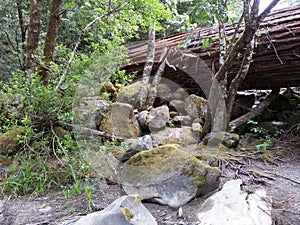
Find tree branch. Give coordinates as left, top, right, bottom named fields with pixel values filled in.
left=226, top=38, right=255, bottom=124
left=57, top=121, right=125, bottom=141
left=56, top=4, right=128, bottom=90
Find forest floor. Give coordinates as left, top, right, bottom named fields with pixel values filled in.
left=0, top=134, right=299, bottom=225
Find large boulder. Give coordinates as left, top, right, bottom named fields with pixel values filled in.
left=197, top=179, right=272, bottom=225
left=150, top=126, right=199, bottom=147
left=74, top=195, right=157, bottom=225
left=0, top=127, right=26, bottom=155
left=121, top=144, right=221, bottom=208
left=100, top=102, right=141, bottom=138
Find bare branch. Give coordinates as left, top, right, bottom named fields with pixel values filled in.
left=56, top=3, right=128, bottom=90
left=258, top=0, right=280, bottom=23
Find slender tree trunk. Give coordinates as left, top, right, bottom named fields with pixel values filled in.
left=137, top=29, right=155, bottom=111
left=146, top=47, right=170, bottom=107
left=16, top=0, right=27, bottom=70
left=41, top=0, right=63, bottom=86
left=25, top=0, right=42, bottom=71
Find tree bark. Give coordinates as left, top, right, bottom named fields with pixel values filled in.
left=41, top=0, right=63, bottom=86
left=25, top=0, right=42, bottom=71
left=146, top=47, right=170, bottom=107
left=137, top=29, right=155, bottom=111
left=16, top=0, right=27, bottom=69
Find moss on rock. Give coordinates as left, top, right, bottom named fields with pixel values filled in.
left=120, top=207, right=134, bottom=222
left=0, top=127, right=26, bottom=155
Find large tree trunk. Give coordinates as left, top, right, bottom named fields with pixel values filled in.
left=125, top=4, right=300, bottom=91
left=25, top=0, right=42, bottom=71
left=41, top=0, right=63, bottom=86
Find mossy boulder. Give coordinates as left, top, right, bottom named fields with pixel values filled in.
left=121, top=144, right=221, bottom=208
left=0, top=127, right=26, bottom=155
left=73, top=98, right=110, bottom=129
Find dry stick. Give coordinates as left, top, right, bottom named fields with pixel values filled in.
left=56, top=4, right=127, bottom=90
left=57, top=121, right=125, bottom=141
left=263, top=171, right=300, bottom=185
left=50, top=122, right=65, bottom=166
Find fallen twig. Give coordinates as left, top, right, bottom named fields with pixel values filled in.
left=263, top=171, right=300, bottom=185
left=57, top=121, right=125, bottom=141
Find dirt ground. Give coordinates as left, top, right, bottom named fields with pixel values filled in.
left=0, top=135, right=299, bottom=225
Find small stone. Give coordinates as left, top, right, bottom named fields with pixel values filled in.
left=74, top=195, right=157, bottom=225
left=178, top=207, right=183, bottom=218
left=173, top=115, right=192, bottom=126
left=102, top=81, right=117, bottom=93
left=192, top=123, right=203, bottom=132
left=39, top=205, right=52, bottom=214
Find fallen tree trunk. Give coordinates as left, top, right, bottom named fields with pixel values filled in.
left=124, top=4, right=300, bottom=92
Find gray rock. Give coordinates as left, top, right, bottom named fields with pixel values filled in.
left=126, top=135, right=153, bottom=151
left=73, top=98, right=110, bottom=129
left=169, top=100, right=186, bottom=114
left=121, top=144, right=221, bottom=208
left=100, top=102, right=141, bottom=138
left=203, top=131, right=240, bottom=148
left=150, top=127, right=199, bottom=147
left=172, top=115, right=192, bottom=126
left=184, top=94, right=208, bottom=118
left=147, top=106, right=170, bottom=130
left=197, top=179, right=272, bottom=225
left=74, top=195, right=157, bottom=225
left=135, top=110, right=149, bottom=129
left=120, top=135, right=153, bottom=162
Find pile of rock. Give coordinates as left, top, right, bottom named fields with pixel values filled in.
left=72, top=81, right=243, bottom=210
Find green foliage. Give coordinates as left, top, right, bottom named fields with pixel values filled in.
left=1, top=129, right=93, bottom=197
left=187, top=0, right=242, bottom=27
left=246, top=120, right=284, bottom=151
